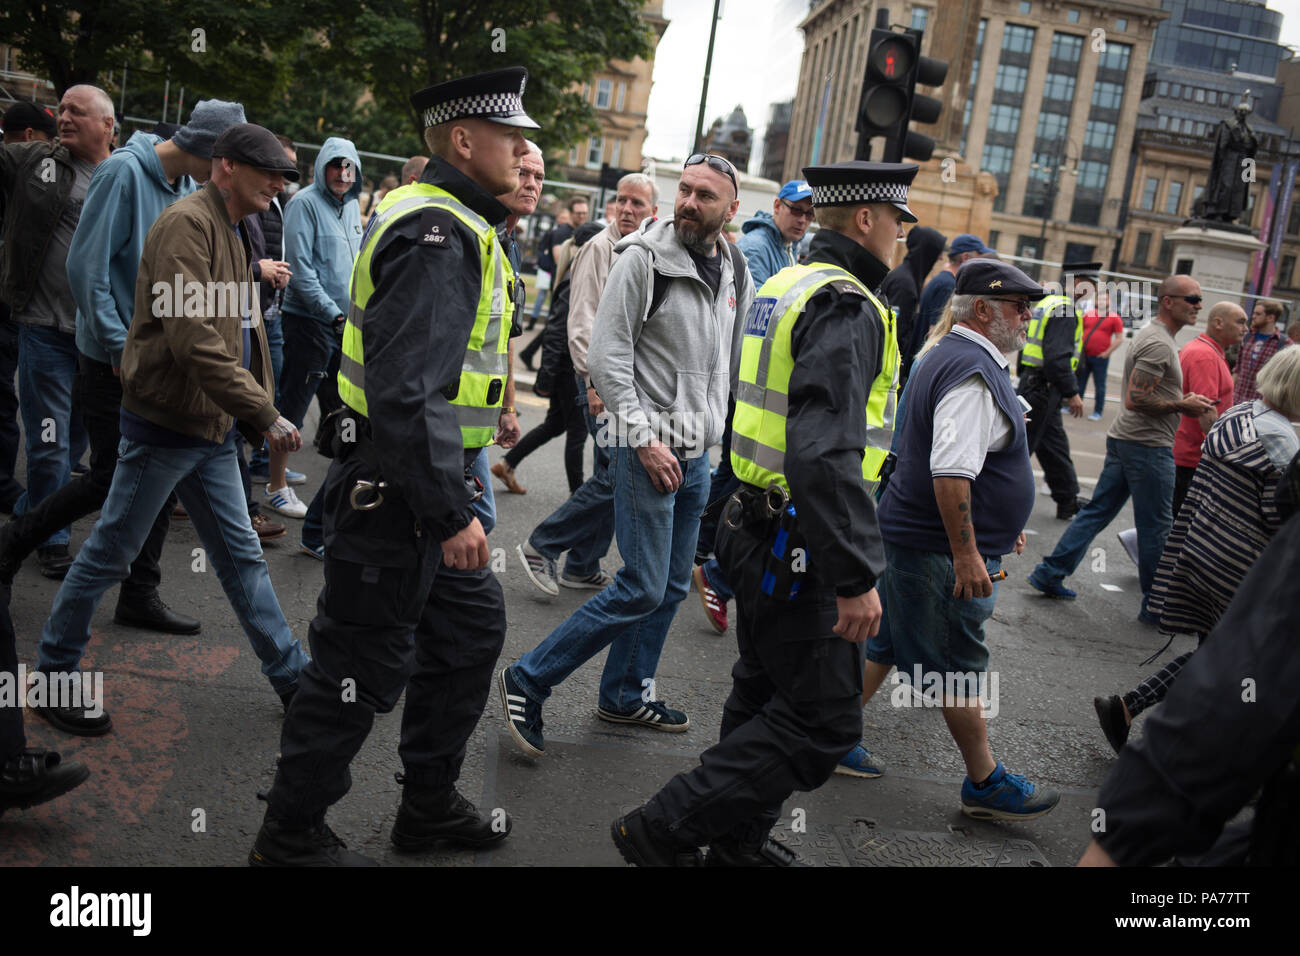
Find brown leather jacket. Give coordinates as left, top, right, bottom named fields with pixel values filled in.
left=121, top=182, right=279, bottom=444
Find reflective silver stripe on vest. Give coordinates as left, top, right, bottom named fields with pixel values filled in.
left=747, top=268, right=856, bottom=416
left=454, top=404, right=504, bottom=429
left=729, top=432, right=786, bottom=473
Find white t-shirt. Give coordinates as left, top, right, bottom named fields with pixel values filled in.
left=929, top=325, right=1017, bottom=480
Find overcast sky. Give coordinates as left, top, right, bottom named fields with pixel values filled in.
left=643, top=0, right=808, bottom=174
left=644, top=0, right=1300, bottom=176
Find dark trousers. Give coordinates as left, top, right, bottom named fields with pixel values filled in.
left=641, top=511, right=863, bottom=848
left=504, top=369, right=585, bottom=493
left=266, top=442, right=506, bottom=822
left=695, top=397, right=740, bottom=563
left=0, top=583, right=23, bottom=761
left=1173, top=464, right=1196, bottom=522
left=0, top=317, right=23, bottom=510
left=518, top=325, right=544, bottom=365
left=4, top=355, right=171, bottom=602
left=1076, top=354, right=1110, bottom=416
left=1018, top=371, right=1079, bottom=504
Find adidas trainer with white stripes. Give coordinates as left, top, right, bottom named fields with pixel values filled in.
left=499, top=666, right=545, bottom=757
left=595, top=700, right=690, bottom=733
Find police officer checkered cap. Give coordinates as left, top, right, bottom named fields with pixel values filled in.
left=411, top=66, right=541, bottom=130
left=802, top=161, right=920, bottom=222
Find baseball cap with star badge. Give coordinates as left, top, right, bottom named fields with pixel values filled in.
left=802, top=161, right=920, bottom=222
left=411, top=66, right=541, bottom=130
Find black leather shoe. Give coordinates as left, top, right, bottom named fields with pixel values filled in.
left=1055, top=498, right=1081, bottom=520
left=31, top=700, right=113, bottom=737
left=707, top=834, right=801, bottom=867
left=611, top=808, right=702, bottom=867
left=114, top=593, right=201, bottom=635
left=36, top=544, right=73, bottom=580
left=249, top=815, right=378, bottom=867
left=0, top=749, right=91, bottom=815
left=1094, top=695, right=1131, bottom=754
left=390, top=776, right=510, bottom=850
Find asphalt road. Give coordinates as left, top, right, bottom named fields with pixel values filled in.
left=0, top=323, right=1268, bottom=868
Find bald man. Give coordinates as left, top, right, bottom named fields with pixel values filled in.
left=1172, top=301, right=1246, bottom=517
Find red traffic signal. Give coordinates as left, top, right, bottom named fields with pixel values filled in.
left=856, top=26, right=949, bottom=163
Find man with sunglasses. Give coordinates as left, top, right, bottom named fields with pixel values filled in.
left=1031, top=275, right=1216, bottom=623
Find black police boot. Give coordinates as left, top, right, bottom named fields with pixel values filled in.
left=390, top=773, right=510, bottom=851
left=114, top=592, right=202, bottom=635
left=0, top=749, right=90, bottom=816
left=249, top=812, right=378, bottom=867
left=706, top=833, right=802, bottom=866
left=610, top=808, right=703, bottom=867
left=36, top=544, right=73, bottom=580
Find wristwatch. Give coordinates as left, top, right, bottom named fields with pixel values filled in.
left=500, top=406, right=517, bottom=415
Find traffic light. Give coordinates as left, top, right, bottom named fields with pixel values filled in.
left=855, top=26, right=949, bottom=163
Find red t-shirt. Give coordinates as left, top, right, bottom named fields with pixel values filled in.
left=1081, top=310, right=1123, bottom=357
left=1173, top=334, right=1234, bottom=468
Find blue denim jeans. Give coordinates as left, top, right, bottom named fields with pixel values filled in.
left=16, top=326, right=88, bottom=547
left=1034, top=437, right=1174, bottom=613
left=1076, top=354, right=1109, bottom=416
left=513, top=444, right=711, bottom=712
left=36, top=433, right=308, bottom=693
left=470, top=446, right=496, bottom=534
left=526, top=373, right=613, bottom=578
left=248, top=309, right=284, bottom=476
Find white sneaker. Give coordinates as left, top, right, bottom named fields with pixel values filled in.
left=265, top=484, right=308, bottom=518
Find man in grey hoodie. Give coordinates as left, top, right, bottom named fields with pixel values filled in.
left=500, top=155, right=753, bottom=755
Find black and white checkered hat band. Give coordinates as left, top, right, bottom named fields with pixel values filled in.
left=423, top=92, right=525, bottom=127
left=812, top=181, right=909, bottom=206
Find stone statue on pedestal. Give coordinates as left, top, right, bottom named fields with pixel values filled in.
left=1193, top=102, right=1258, bottom=226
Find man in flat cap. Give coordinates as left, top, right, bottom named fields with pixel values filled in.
left=1019, top=261, right=1095, bottom=519
left=849, top=257, right=1060, bottom=821
left=29, top=123, right=308, bottom=736
left=610, top=160, right=908, bottom=866
left=253, top=68, right=537, bottom=866
left=0, top=99, right=247, bottom=639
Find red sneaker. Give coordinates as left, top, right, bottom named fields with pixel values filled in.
left=692, top=565, right=728, bottom=634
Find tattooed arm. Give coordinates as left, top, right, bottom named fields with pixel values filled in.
left=1125, top=367, right=1216, bottom=418
left=934, top=476, right=993, bottom=600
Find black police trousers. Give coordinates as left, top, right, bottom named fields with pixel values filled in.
left=641, top=509, right=863, bottom=848
left=265, top=441, right=506, bottom=823
left=1018, top=370, right=1079, bottom=505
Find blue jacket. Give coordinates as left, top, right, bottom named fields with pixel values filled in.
left=736, top=210, right=795, bottom=288
left=68, top=132, right=196, bottom=366
left=280, top=137, right=363, bottom=323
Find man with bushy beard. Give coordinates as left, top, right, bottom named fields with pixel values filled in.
left=499, top=154, right=753, bottom=758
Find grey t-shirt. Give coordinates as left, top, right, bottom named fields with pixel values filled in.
left=14, top=156, right=96, bottom=334
left=1109, top=319, right=1183, bottom=448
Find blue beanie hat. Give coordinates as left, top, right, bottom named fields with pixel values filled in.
left=172, top=99, right=247, bottom=159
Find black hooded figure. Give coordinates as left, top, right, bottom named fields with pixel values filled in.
left=879, top=226, right=946, bottom=390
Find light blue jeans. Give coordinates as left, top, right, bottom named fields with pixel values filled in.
left=16, top=325, right=88, bottom=547
left=1033, top=437, right=1175, bottom=614
left=513, top=443, right=710, bottom=712
left=37, top=432, right=308, bottom=692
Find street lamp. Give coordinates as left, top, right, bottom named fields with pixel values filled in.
left=1030, top=139, right=1079, bottom=279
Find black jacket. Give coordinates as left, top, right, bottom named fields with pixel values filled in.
left=879, top=226, right=945, bottom=382
left=786, top=227, right=889, bottom=595
left=354, top=155, right=511, bottom=541
left=0, top=139, right=80, bottom=313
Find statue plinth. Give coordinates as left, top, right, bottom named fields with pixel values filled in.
left=1164, top=223, right=1266, bottom=301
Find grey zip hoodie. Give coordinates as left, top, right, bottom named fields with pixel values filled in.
left=588, top=216, right=754, bottom=458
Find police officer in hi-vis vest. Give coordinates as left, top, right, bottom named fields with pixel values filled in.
left=251, top=68, right=538, bottom=867
left=1017, top=261, right=1095, bottom=519
left=612, top=161, right=914, bottom=867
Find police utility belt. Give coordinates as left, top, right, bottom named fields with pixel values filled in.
left=722, top=482, right=809, bottom=601
left=315, top=406, right=483, bottom=514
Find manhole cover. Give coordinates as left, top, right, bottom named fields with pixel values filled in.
left=772, top=818, right=1051, bottom=867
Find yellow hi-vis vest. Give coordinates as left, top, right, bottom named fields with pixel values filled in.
left=338, top=183, right=513, bottom=449
left=730, top=263, right=899, bottom=496
left=1021, top=294, right=1084, bottom=372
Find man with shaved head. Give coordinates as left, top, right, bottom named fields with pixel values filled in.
left=0, top=85, right=114, bottom=577
left=1171, top=300, right=1246, bottom=517
left=1031, top=275, right=1217, bottom=622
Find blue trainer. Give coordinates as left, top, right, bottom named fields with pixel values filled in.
left=833, top=742, right=884, bottom=778
left=1027, top=568, right=1076, bottom=600
left=960, top=762, right=1060, bottom=820
left=499, top=667, right=545, bottom=757
left=596, top=699, right=690, bottom=733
